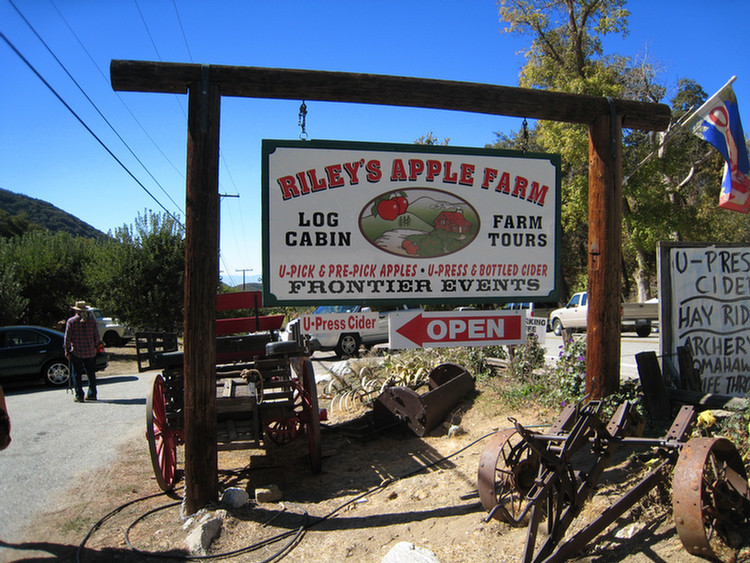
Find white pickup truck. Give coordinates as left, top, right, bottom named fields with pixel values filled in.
left=548, top=292, right=658, bottom=338
left=87, top=307, right=134, bottom=346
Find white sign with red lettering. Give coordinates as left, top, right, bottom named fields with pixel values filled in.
left=299, top=312, right=379, bottom=333
left=263, top=139, right=561, bottom=306
left=389, top=310, right=525, bottom=349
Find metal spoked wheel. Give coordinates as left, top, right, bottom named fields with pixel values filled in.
left=335, top=333, right=360, bottom=358
left=43, top=359, right=70, bottom=386
left=673, top=437, right=750, bottom=561
left=146, top=373, right=180, bottom=491
left=478, top=428, right=541, bottom=524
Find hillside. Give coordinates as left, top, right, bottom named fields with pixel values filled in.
left=0, top=187, right=106, bottom=239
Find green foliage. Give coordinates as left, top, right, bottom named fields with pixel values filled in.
left=508, top=335, right=547, bottom=381
left=494, top=1, right=747, bottom=299
left=0, top=209, right=40, bottom=239
left=694, top=405, right=750, bottom=462
left=0, top=260, right=29, bottom=324
left=93, top=211, right=185, bottom=332
left=553, top=336, right=588, bottom=401
left=0, top=230, right=99, bottom=326
left=0, top=188, right=106, bottom=239
left=415, top=132, right=450, bottom=146
left=376, top=345, right=507, bottom=384
left=0, top=207, right=186, bottom=332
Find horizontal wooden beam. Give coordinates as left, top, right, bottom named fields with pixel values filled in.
left=110, top=60, right=671, bottom=131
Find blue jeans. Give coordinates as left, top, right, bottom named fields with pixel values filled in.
left=71, top=355, right=97, bottom=400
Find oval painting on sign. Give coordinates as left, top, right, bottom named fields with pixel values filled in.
left=358, top=188, right=480, bottom=258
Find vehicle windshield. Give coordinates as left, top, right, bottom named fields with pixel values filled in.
left=313, top=305, right=360, bottom=314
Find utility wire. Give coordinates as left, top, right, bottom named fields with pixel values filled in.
left=49, top=0, right=188, bottom=191
left=1, top=32, right=184, bottom=229
left=133, top=0, right=162, bottom=60
left=167, top=0, right=248, bottom=281
left=10, top=0, right=185, bottom=217
left=172, top=0, right=194, bottom=63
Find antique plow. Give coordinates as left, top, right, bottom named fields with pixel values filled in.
left=478, top=402, right=750, bottom=563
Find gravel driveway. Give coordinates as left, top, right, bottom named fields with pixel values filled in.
left=0, top=371, right=151, bottom=549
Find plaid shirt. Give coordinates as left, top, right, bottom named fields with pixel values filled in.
left=64, top=313, right=101, bottom=359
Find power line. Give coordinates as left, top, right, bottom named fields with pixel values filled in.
left=10, top=0, right=185, bottom=217
left=0, top=32, right=184, bottom=230
left=171, top=0, right=194, bottom=63
left=49, top=0, right=188, bottom=192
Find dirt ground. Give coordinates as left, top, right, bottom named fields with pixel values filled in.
left=5, top=347, right=747, bottom=563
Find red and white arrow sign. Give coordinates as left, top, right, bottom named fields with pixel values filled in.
left=389, top=310, right=525, bottom=349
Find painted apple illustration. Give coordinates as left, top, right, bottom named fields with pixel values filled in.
left=394, top=196, right=408, bottom=214
left=377, top=198, right=400, bottom=220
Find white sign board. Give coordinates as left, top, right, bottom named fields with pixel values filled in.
left=262, top=140, right=560, bottom=306
left=665, top=244, right=750, bottom=396
left=388, top=310, right=525, bottom=349
left=526, top=314, right=548, bottom=344
left=298, top=312, right=379, bottom=334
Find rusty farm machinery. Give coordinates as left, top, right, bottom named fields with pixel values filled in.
left=478, top=401, right=750, bottom=563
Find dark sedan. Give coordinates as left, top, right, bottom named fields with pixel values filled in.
left=0, top=326, right=109, bottom=386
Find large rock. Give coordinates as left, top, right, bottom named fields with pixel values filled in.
left=185, top=515, right=223, bottom=555
left=221, top=487, right=250, bottom=508
left=382, top=542, right=441, bottom=563
left=255, top=484, right=282, bottom=503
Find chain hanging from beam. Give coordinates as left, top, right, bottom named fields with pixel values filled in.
left=298, top=100, right=308, bottom=140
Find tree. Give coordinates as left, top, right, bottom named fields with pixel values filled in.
left=0, top=260, right=28, bottom=324
left=91, top=211, right=185, bottom=332
left=494, top=1, right=741, bottom=299
left=0, top=230, right=96, bottom=326
left=494, top=0, right=631, bottom=296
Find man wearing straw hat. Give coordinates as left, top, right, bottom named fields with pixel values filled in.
left=63, top=300, right=102, bottom=402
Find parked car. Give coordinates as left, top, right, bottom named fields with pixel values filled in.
left=87, top=307, right=134, bottom=346
left=0, top=326, right=109, bottom=386
left=283, top=304, right=422, bottom=357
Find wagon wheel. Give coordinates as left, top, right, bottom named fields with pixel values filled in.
left=146, top=373, right=180, bottom=492
left=299, top=358, right=322, bottom=473
left=478, top=428, right=540, bottom=525
left=264, top=413, right=301, bottom=446
left=673, top=437, right=750, bottom=561
left=263, top=360, right=322, bottom=473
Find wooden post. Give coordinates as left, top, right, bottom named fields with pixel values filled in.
left=183, top=66, right=221, bottom=514
left=586, top=108, right=623, bottom=399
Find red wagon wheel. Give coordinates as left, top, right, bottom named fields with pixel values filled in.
left=299, top=358, right=322, bottom=473
left=263, top=359, right=322, bottom=473
left=146, top=373, right=181, bottom=491
left=478, top=428, right=540, bottom=524
left=673, top=437, right=750, bottom=561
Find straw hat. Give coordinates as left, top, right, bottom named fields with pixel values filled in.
left=71, top=300, right=88, bottom=311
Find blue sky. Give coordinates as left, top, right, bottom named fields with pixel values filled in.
left=1, top=0, right=748, bottom=288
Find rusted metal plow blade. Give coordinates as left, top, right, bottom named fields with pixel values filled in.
left=373, top=363, right=474, bottom=436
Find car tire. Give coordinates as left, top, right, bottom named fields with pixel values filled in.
left=43, top=359, right=70, bottom=386
left=636, top=325, right=652, bottom=338
left=335, top=333, right=361, bottom=358
left=103, top=331, right=124, bottom=347
left=552, top=318, right=564, bottom=337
